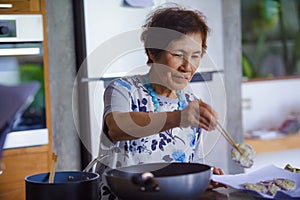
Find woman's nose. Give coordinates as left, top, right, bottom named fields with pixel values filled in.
left=182, top=57, right=192, bottom=71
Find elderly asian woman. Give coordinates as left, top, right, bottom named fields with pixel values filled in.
left=96, top=5, right=226, bottom=200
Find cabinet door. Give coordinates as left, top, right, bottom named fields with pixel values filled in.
left=0, top=0, right=40, bottom=13
left=0, top=145, right=49, bottom=200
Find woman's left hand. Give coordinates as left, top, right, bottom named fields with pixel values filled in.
left=206, top=166, right=227, bottom=190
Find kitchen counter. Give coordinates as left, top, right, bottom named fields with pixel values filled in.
left=199, top=188, right=272, bottom=200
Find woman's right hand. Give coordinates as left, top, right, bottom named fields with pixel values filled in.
left=180, top=100, right=218, bottom=131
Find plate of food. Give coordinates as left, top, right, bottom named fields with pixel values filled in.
left=212, top=165, right=300, bottom=199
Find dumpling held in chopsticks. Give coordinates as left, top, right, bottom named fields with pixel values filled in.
left=231, top=143, right=255, bottom=168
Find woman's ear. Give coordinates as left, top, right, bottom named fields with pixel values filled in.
left=147, top=50, right=156, bottom=62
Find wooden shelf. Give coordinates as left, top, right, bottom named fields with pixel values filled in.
left=245, top=131, right=300, bottom=154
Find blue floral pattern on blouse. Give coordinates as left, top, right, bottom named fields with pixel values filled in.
left=172, top=150, right=186, bottom=162
left=100, top=75, right=203, bottom=166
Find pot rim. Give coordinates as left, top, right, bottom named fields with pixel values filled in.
left=25, top=171, right=100, bottom=185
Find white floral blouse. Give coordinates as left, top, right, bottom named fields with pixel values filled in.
left=97, top=74, right=204, bottom=200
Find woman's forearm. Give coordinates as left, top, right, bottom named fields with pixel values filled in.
left=105, top=111, right=181, bottom=142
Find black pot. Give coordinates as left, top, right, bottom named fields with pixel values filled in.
left=25, top=171, right=100, bottom=200
left=105, top=162, right=212, bottom=200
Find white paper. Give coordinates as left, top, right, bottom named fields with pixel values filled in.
left=212, top=165, right=300, bottom=199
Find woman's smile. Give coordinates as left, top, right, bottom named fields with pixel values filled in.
left=172, top=73, right=190, bottom=82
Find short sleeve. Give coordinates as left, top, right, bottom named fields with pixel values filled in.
left=101, top=78, right=134, bottom=144
left=103, top=78, right=132, bottom=118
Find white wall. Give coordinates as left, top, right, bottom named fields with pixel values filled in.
left=242, top=78, right=300, bottom=132
left=83, top=0, right=224, bottom=78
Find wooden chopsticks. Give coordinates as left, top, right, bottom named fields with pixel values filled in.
left=49, top=153, right=58, bottom=183
left=216, top=122, right=244, bottom=155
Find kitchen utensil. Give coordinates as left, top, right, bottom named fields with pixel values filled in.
left=25, top=171, right=100, bottom=200
left=216, top=121, right=243, bottom=154
left=48, top=153, right=57, bottom=183
left=104, top=162, right=212, bottom=200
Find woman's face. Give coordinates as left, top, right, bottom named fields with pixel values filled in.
left=150, top=32, right=203, bottom=91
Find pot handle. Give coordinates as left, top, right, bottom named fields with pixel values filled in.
left=83, top=154, right=109, bottom=172
left=131, top=172, right=160, bottom=192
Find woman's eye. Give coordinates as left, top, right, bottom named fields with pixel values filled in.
left=192, top=55, right=200, bottom=59
left=171, top=53, right=183, bottom=57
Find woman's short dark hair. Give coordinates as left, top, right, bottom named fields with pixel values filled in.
left=141, top=5, right=210, bottom=65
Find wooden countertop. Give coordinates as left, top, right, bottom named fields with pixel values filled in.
left=245, top=131, right=300, bottom=154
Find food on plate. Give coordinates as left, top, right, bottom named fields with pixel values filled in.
left=274, top=178, right=296, bottom=190
left=267, top=182, right=281, bottom=196
left=231, top=143, right=255, bottom=168
left=242, top=178, right=296, bottom=197
left=243, top=183, right=268, bottom=194
left=259, top=180, right=281, bottom=196
left=284, top=164, right=300, bottom=173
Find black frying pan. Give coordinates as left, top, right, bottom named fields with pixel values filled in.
left=105, top=162, right=212, bottom=200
